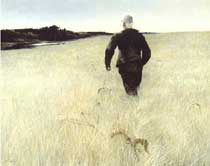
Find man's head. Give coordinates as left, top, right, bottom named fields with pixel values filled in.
left=122, top=15, right=133, bottom=29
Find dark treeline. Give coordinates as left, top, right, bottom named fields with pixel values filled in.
left=1, top=25, right=112, bottom=42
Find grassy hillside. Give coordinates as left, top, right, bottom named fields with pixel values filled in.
left=1, top=32, right=210, bottom=166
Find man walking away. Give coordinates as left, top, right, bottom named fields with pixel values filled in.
left=105, top=15, right=151, bottom=96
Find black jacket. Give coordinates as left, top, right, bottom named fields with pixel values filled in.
left=105, top=28, right=151, bottom=68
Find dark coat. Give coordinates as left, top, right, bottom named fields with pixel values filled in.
left=105, top=28, right=151, bottom=68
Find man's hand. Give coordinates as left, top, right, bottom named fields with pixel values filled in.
left=106, top=66, right=111, bottom=71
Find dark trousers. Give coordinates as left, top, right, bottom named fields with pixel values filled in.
left=118, top=61, right=142, bottom=96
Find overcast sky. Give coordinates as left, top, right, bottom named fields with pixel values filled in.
left=1, top=0, right=210, bottom=32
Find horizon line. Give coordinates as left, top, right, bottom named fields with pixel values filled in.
left=1, top=26, right=210, bottom=34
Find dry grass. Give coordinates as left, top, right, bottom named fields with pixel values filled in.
left=1, top=32, right=210, bottom=166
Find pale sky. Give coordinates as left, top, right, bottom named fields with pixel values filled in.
left=1, top=0, right=210, bottom=32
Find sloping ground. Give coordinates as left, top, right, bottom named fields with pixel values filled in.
left=1, top=32, right=210, bottom=166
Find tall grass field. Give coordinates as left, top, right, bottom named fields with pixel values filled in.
left=1, top=32, right=210, bottom=166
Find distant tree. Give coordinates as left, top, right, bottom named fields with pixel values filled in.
left=39, top=25, right=64, bottom=41
left=49, top=25, right=60, bottom=31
